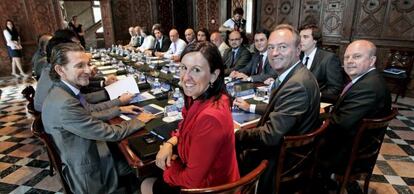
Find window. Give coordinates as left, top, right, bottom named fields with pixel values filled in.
left=92, top=1, right=101, bottom=23
left=243, top=0, right=253, bottom=34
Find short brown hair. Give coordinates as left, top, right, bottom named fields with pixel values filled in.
left=299, top=24, right=322, bottom=47
left=49, top=43, right=84, bottom=81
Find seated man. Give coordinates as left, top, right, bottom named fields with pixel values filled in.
left=32, top=33, right=52, bottom=79
left=318, top=40, right=391, bottom=178
left=145, top=24, right=171, bottom=56
left=137, top=27, right=155, bottom=53
left=233, top=24, right=320, bottom=194
left=222, top=30, right=251, bottom=75
left=154, top=29, right=186, bottom=61
left=184, top=28, right=196, bottom=45
left=299, top=24, right=344, bottom=103
left=229, top=29, right=277, bottom=82
left=210, top=31, right=229, bottom=57
left=124, top=26, right=138, bottom=49
left=42, top=42, right=151, bottom=193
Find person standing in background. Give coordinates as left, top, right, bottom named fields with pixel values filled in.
left=3, top=20, right=28, bottom=77
left=68, top=15, right=86, bottom=48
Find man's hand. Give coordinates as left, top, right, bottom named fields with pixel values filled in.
left=264, top=77, right=275, bottom=85
left=119, top=105, right=142, bottom=115
left=118, top=92, right=135, bottom=104
left=154, top=51, right=164, bottom=57
left=229, top=71, right=239, bottom=78
left=233, top=97, right=250, bottom=112
left=234, top=72, right=249, bottom=81
left=105, top=75, right=118, bottom=86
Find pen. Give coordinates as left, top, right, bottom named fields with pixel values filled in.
left=149, top=131, right=165, bottom=140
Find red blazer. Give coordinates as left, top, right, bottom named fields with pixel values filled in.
left=163, top=94, right=240, bottom=188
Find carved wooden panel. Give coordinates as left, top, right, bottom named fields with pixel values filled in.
left=383, top=0, right=414, bottom=39
left=130, top=0, right=153, bottom=31
left=320, top=0, right=346, bottom=38
left=353, top=0, right=388, bottom=38
left=25, top=0, right=59, bottom=35
left=300, top=0, right=322, bottom=26
left=260, top=0, right=301, bottom=30
left=196, top=0, right=220, bottom=31
left=111, top=0, right=132, bottom=44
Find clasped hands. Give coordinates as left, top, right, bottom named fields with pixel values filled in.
left=118, top=92, right=155, bottom=123
left=156, top=136, right=178, bottom=170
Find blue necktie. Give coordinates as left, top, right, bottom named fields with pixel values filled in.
left=76, top=94, right=87, bottom=107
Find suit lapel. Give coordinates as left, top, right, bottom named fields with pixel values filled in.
left=55, top=81, right=77, bottom=98
left=310, top=49, right=321, bottom=72
left=257, top=64, right=303, bottom=126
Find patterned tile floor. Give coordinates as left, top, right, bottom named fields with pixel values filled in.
left=0, top=76, right=414, bottom=194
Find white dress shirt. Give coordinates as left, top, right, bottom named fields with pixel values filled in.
left=302, top=47, right=317, bottom=69
left=163, top=38, right=187, bottom=59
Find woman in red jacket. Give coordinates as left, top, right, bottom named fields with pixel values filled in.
left=141, top=42, right=240, bottom=194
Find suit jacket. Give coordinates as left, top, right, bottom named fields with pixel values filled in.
left=42, top=81, right=144, bottom=194
left=302, top=49, right=344, bottom=103
left=223, top=46, right=252, bottom=75
left=236, top=64, right=320, bottom=194
left=320, top=69, right=391, bottom=172
left=238, top=52, right=277, bottom=82
left=151, top=35, right=171, bottom=56
left=34, top=66, right=108, bottom=112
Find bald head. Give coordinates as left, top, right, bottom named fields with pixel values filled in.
left=134, top=26, right=141, bottom=36
left=185, top=28, right=195, bottom=43
left=169, top=29, right=179, bottom=42
left=344, top=40, right=377, bottom=80
left=210, top=32, right=223, bottom=47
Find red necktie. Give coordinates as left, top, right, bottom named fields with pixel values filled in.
left=340, top=82, right=353, bottom=96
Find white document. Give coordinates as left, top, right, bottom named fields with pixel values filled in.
left=105, top=76, right=140, bottom=100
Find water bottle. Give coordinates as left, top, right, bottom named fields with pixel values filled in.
left=174, top=88, right=184, bottom=110
left=172, top=88, right=181, bottom=101
left=139, top=72, right=146, bottom=83
left=152, top=78, right=161, bottom=93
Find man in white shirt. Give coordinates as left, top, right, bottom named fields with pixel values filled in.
left=137, top=27, right=155, bottom=52
left=210, top=31, right=229, bottom=57
left=155, top=29, right=187, bottom=61
left=219, top=8, right=246, bottom=32
left=124, top=26, right=138, bottom=49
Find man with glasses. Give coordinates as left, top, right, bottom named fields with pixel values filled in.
left=222, top=30, right=251, bottom=75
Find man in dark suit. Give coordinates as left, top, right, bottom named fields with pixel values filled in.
left=299, top=24, right=344, bottom=103
left=42, top=43, right=152, bottom=193
left=319, top=40, right=392, bottom=176
left=233, top=24, right=320, bottom=194
left=145, top=25, right=171, bottom=56
left=222, top=30, right=252, bottom=75
left=229, top=29, right=277, bottom=82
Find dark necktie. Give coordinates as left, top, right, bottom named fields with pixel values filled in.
left=271, top=78, right=281, bottom=91
left=76, top=93, right=87, bottom=107
left=303, top=56, right=309, bottom=67
left=256, top=54, right=264, bottom=74
left=230, top=51, right=236, bottom=67
left=155, top=41, right=160, bottom=51
left=340, top=82, right=353, bottom=96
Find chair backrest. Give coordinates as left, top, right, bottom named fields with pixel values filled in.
left=180, top=160, right=268, bottom=194
left=21, top=86, right=38, bottom=115
left=275, top=120, right=330, bottom=193
left=31, top=116, right=72, bottom=194
left=342, top=108, right=398, bottom=180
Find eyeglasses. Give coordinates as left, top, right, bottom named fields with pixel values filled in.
left=229, top=38, right=241, bottom=41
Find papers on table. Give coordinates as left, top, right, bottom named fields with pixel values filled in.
left=101, top=69, right=118, bottom=75
left=105, top=76, right=139, bottom=100
left=320, top=102, right=332, bottom=109
left=232, top=109, right=261, bottom=130
left=130, top=91, right=155, bottom=103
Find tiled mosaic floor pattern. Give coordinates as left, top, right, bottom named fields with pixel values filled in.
left=1, top=76, right=414, bottom=194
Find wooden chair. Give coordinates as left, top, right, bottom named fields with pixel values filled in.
left=275, top=120, right=330, bottom=193
left=335, top=108, right=398, bottom=194
left=180, top=160, right=268, bottom=194
left=31, top=115, right=73, bottom=194
left=21, top=86, right=39, bottom=115
left=382, top=50, right=414, bottom=103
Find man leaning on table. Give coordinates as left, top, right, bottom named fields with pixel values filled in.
left=233, top=24, right=320, bottom=194
left=42, top=42, right=153, bottom=194
left=155, top=29, right=187, bottom=61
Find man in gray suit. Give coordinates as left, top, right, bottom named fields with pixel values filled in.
left=229, top=29, right=277, bottom=82
left=222, top=30, right=252, bottom=75
left=299, top=24, right=344, bottom=103
left=42, top=43, right=149, bottom=193
left=233, top=24, right=320, bottom=194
